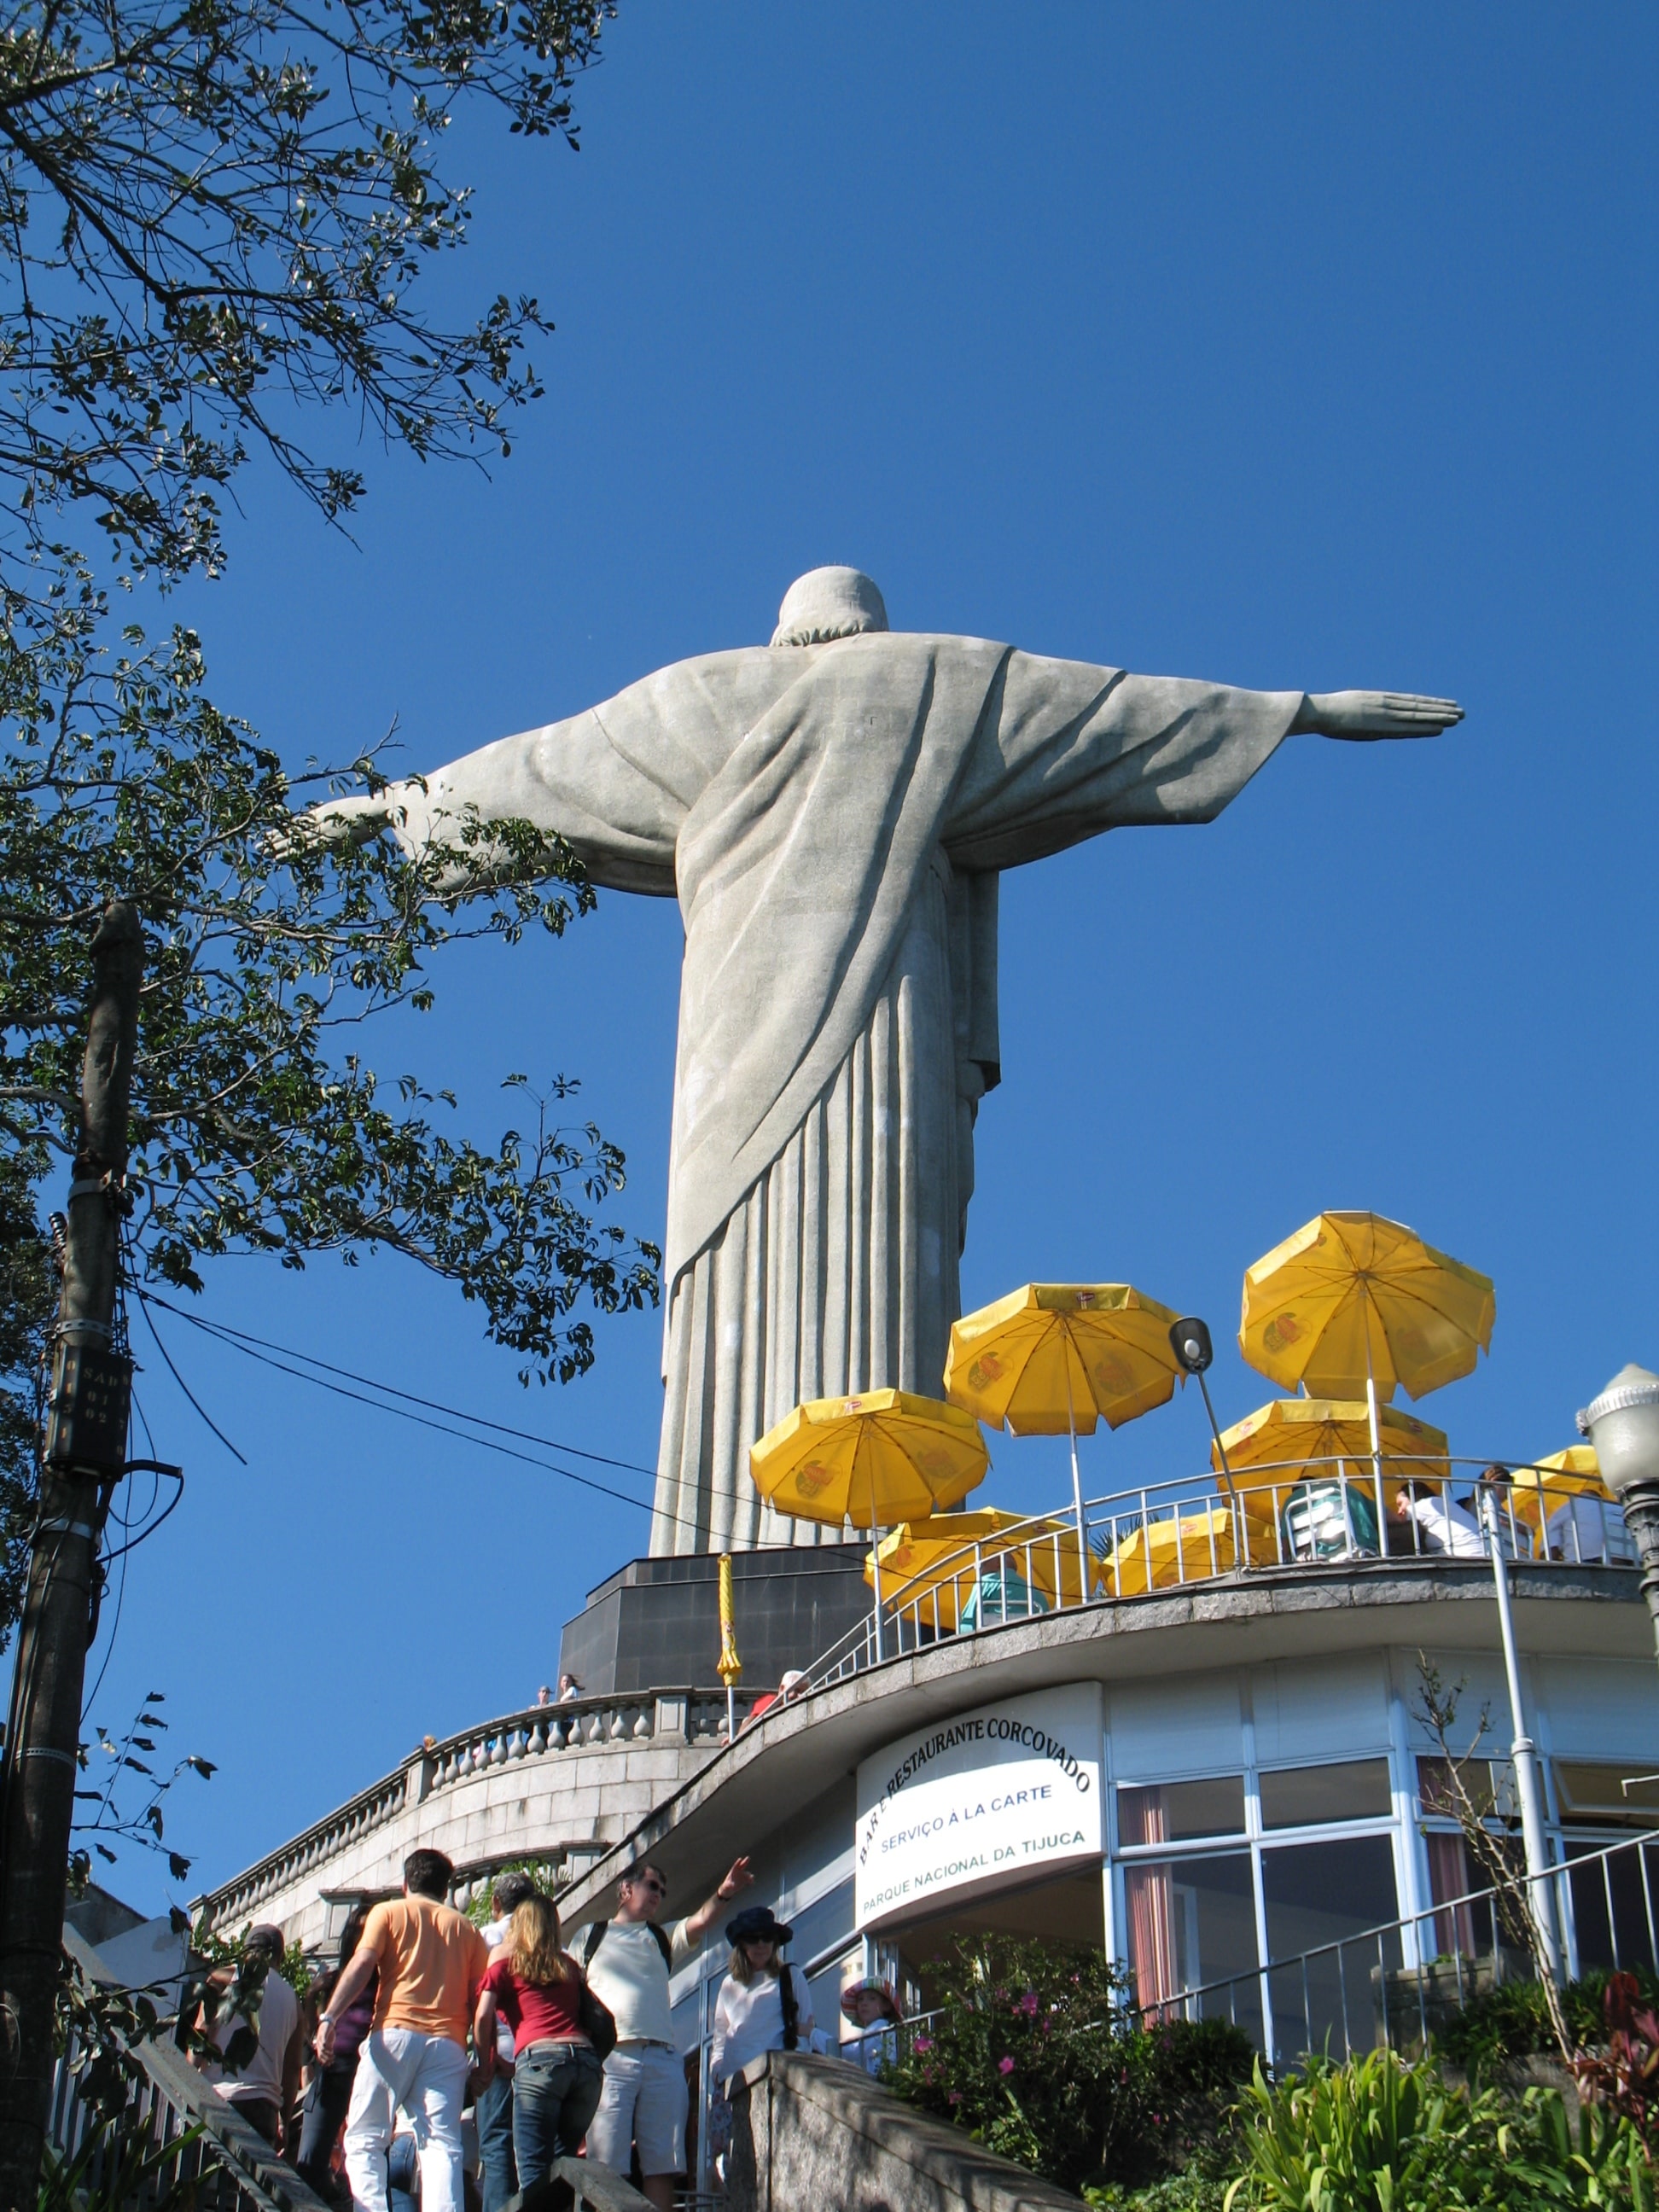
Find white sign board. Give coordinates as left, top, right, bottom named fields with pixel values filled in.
left=855, top=1682, right=1103, bottom=1931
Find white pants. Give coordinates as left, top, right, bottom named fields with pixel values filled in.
left=343, top=2026, right=470, bottom=2212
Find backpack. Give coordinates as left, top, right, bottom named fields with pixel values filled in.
left=583, top=1918, right=673, bottom=1973
left=777, top=1964, right=800, bottom=2052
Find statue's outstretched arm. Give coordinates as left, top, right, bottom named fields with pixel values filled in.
left=1291, top=691, right=1464, bottom=740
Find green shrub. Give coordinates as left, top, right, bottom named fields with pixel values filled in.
left=1439, top=1968, right=1659, bottom=2074
left=1222, top=2046, right=1653, bottom=2210
left=880, top=1936, right=1254, bottom=2194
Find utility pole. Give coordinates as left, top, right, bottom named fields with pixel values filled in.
left=0, top=902, right=142, bottom=2202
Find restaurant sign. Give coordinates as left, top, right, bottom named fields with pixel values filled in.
left=854, top=1682, right=1103, bottom=1930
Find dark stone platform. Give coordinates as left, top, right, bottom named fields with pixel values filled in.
left=557, top=1545, right=873, bottom=1696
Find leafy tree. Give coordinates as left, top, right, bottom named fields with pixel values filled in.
left=0, top=0, right=655, bottom=1659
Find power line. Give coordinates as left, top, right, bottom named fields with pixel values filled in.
left=128, top=1285, right=673, bottom=1527
left=137, top=1291, right=659, bottom=1480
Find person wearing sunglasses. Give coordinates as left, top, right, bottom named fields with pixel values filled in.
left=575, top=1854, right=753, bottom=2211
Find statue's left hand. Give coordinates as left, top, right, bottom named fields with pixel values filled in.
left=1295, top=690, right=1464, bottom=740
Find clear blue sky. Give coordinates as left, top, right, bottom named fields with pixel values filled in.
left=58, top=3, right=1656, bottom=1915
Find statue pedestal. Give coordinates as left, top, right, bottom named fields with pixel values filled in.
left=556, top=1545, right=872, bottom=1695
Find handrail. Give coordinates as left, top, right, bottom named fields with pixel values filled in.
left=1136, top=1826, right=1659, bottom=2064
left=51, top=1926, right=332, bottom=2210
left=550, top=2153, right=655, bottom=2209
left=801, top=1454, right=1638, bottom=1691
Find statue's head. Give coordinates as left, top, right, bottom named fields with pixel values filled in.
left=771, top=567, right=888, bottom=648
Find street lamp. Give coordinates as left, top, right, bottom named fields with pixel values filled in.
left=1579, top=1363, right=1659, bottom=1663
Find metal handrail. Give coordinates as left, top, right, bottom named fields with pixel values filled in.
left=1135, top=1826, right=1659, bottom=2065
left=801, top=1456, right=1637, bottom=1691
left=552, top=2153, right=655, bottom=2209
left=50, top=1926, right=331, bottom=2210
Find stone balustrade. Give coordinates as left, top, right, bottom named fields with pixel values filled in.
left=199, top=1687, right=748, bottom=1949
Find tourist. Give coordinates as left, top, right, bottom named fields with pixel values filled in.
left=295, top=1903, right=375, bottom=2196
left=578, top=1854, right=754, bottom=2212
left=1394, top=1479, right=1486, bottom=1559
left=557, top=1674, right=582, bottom=1702
left=535, top=1685, right=552, bottom=1707
left=839, top=1976, right=903, bottom=2075
left=740, top=1671, right=807, bottom=1731
left=194, top=1924, right=305, bottom=2154
left=476, top=1871, right=539, bottom=2212
left=709, top=1908, right=811, bottom=2087
left=474, top=1892, right=603, bottom=2186
left=316, top=1847, right=492, bottom=2212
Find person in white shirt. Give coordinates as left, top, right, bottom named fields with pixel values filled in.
left=1394, top=1479, right=1487, bottom=1559
left=477, top=1871, right=539, bottom=2212
left=193, top=1924, right=304, bottom=2154
left=839, top=1976, right=903, bottom=2075
left=709, top=1907, right=812, bottom=2089
left=576, top=1854, right=753, bottom=2212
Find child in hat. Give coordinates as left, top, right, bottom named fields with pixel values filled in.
left=839, top=1976, right=902, bottom=2075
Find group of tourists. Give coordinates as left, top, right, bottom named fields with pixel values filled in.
left=195, top=1842, right=904, bottom=2210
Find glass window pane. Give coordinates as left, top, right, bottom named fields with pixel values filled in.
left=1563, top=1838, right=1659, bottom=1976
left=1122, top=1850, right=1261, bottom=2045
left=1260, top=1758, right=1392, bottom=1830
left=1556, top=1763, right=1659, bottom=1826
left=1261, top=1837, right=1401, bottom=2069
left=1118, top=1775, right=1246, bottom=1845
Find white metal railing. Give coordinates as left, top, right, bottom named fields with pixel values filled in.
left=802, top=1458, right=1637, bottom=1691
left=1138, top=1828, right=1659, bottom=2069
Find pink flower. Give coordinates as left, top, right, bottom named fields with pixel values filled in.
left=998, top=2056, right=1016, bottom=2075
left=1019, top=1990, right=1040, bottom=2017
left=914, top=2034, right=933, bottom=2053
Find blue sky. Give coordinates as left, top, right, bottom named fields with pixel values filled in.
left=56, top=4, right=1656, bottom=1915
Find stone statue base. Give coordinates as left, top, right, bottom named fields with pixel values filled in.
left=557, top=1545, right=873, bottom=1696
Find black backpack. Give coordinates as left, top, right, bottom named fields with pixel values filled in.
left=777, top=1964, right=800, bottom=2052
left=583, top=1918, right=673, bottom=1973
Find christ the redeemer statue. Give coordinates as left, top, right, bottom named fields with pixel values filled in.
left=322, top=567, right=1460, bottom=1556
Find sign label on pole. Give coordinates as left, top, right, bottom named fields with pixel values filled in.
left=855, top=1683, right=1103, bottom=1930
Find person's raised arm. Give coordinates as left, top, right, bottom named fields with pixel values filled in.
left=683, top=1858, right=754, bottom=1948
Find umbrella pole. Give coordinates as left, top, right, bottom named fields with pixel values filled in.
left=1364, top=1313, right=1386, bottom=1553
left=1064, top=1350, right=1089, bottom=1606
left=870, top=1456, right=884, bottom=1664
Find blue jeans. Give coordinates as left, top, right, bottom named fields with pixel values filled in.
left=511, top=2045, right=604, bottom=2186
left=474, top=2065, right=515, bottom=2212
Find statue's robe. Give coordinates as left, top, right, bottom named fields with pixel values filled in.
left=413, top=635, right=1300, bottom=1552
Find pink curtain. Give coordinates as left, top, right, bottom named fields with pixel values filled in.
left=1426, top=1831, right=1476, bottom=1960
left=1122, top=1790, right=1177, bottom=2017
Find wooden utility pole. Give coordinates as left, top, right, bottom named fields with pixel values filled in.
left=0, top=902, right=142, bottom=2203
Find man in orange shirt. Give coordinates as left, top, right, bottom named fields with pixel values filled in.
left=315, top=1848, right=490, bottom=2212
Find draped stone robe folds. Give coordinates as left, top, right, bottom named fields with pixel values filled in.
left=416, top=635, right=1300, bottom=1553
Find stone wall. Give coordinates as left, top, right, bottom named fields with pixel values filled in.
left=726, top=2051, right=1086, bottom=2212
left=197, top=1690, right=739, bottom=1951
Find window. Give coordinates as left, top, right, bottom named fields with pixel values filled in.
left=1122, top=1849, right=1260, bottom=2039
left=1417, top=1755, right=1517, bottom=1824
left=1563, top=1839, right=1659, bottom=1975
left=1259, top=1759, right=1392, bottom=1830
left=1260, top=1836, right=1401, bottom=2066
left=1118, top=1775, right=1245, bottom=1846
left=1555, top=1764, right=1659, bottom=1828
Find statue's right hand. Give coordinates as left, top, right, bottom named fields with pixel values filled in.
left=273, top=783, right=422, bottom=860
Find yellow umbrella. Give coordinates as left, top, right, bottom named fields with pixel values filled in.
left=946, top=1283, right=1183, bottom=1601
left=749, top=1390, right=989, bottom=1659
left=1213, top=1397, right=1451, bottom=1557
left=1240, top=1213, right=1494, bottom=1403
left=864, top=1509, right=1093, bottom=1630
left=1240, top=1211, right=1493, bottom=1499
left=1102, top=1506, right=1239, bottom=1598
left=1509, top=1446, right=1608, bottom=1545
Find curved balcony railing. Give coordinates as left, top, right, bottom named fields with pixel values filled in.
left=800, top=1456, right=1638, bottom=1692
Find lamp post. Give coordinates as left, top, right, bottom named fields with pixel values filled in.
left=1474, top=1469, right=1562, bottom=1983
left=1579, top=1364, right=1659, bottom=1664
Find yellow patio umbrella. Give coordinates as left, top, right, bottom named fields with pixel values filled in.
left=864, top=1508, right=1093, bottom=1630
left=749, top=1389, right=989, bottom=1659
left=1102, top=1506, right=1239, bottom=1598
left=1508, top=1446, right=1608, bottom=1545
left=1213, top=1396, right=1451, bottom=1557
left=1240, top=1211, right=1493, bottom=1498
left=945, top=1284, right=1184, bottom=1601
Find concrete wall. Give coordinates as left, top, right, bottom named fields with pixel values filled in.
left=198, top=1691, right=735, bottom=1953
left=727, top=2050, right=1086, bottom=2212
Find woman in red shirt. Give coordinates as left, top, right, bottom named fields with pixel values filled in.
left=473, top=1894, right=602, bottom=2184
